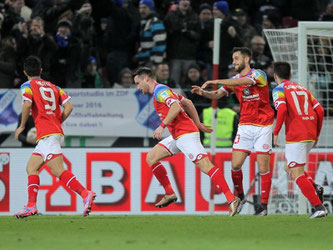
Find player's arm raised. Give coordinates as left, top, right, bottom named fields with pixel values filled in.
left=15, top=100, right=32, bottom=140
left=181, top=97, right=213, bottom=133
left=153, top=102, right=181, bottom=140
left=191, top=85, right=226, bottom=100
left=62, top=101, right=73, bottom=122
left=201, top=77, right=253, bottom=89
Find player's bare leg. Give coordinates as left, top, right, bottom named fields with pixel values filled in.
left=231, top=150, right=248, bottom=213
left=254, top=153, right=271, bottom=216
left=147, top=144, right=178, bottom=208
left=196, top=157, right=240, bottom=216
left=289, top=166, right=327, bottom=219
left=47, top=155, right=96, bottom=216
left=14, top=155, right=44, bottom=219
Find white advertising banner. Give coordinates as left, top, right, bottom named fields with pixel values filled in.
left=1, top=148, right=333, bottom=215
left=0, top=89, right=174, bottom=137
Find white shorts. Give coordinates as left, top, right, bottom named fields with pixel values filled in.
left=159, top=133, right=207, bottom=162
left=285, top=142, right=314, bottom=168
left=33, top=134, right=64, bottom=162
left=233, top=125, right=272, bottom=154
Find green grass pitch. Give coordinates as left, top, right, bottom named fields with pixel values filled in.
left=0, top=215, right=332, bottom=250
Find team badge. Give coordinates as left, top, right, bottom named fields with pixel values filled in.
left=243, top=88, right=251, bottom=96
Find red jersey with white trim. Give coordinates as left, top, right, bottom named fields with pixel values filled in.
left=20, top=79, right=71, bottom=140
left=153, top=83, right=198, bottom=138
left=272, top=80, right=320, bottom=142
left=220, top=68, right=274, bottom=126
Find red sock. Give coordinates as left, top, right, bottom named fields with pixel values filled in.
left=231, top=169, right=244, bottom=196
left=208, top=166, right=235, bottom=203
left=260, top=172, right=272, bottom=204
left=304, top=171, right=315, bottom=186
left=59, top=170, right=87, bottom=198
left=27, top=175, right=39, bottom=207
left=151, top=162, right=174, bottom=195
left=296, top=175, right=321, bottom=207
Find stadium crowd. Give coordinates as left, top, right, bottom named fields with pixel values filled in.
left=0, top=0, right=332, bottom=107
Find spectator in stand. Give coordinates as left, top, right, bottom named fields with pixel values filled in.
left=319, top=2, right=333, bottom=21
left=257, top=14, right=280, bottom=60
left=31, top=0, right=85, bottom=34
left=101, top=0, right=138, bottom=87
left=183, top=63, right=209, bottom=115
left=1, top=0, right=23, bottom=39
left=199, top=3, right=212, bottom=27
left=113, top=67, right=135, bottom=88
left=137, top=0, right=167, bottom=67
left=183, top=63, right=203, bottom=90
left=288, top=0, right=320, bottom=21
left=9, top=0, right=32, bottom=22
left=0, top=36, right=20, bottom=88
left=81, top=56, right=103, bottom=88
left=72, top=1, right=96, bottom=71
left=17, top=16, right=57, bottom=81
left=232, top=8, right=257, bottom=48
left=50, top=18, right=83, bottom=88
left=250, top=35, right=271, bottom=70
left=197, top=3, right=213, bottom=80
left=164, top=0, right=200, bottom=85
left=155, top=62, right=176, bottom=88
left=201, top=1, right=243, bottom=78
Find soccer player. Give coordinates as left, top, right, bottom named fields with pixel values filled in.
left=272, top=61, right=327, bottom=219
left=192, top=47, right=274, bottom=215
left=133, top=67, right=240, bottom=216
left=14, top=56, right=96, bottom=218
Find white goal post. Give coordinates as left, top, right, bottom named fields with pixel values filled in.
left=264, top=22, right=333, bottom=214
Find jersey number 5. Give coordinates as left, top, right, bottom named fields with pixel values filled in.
left=39, top=87, right=56, bottom=111
left=290, top=91, right=309, bottom=115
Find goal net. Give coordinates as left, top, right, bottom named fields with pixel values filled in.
left=264, top=22, right=333, bottom=214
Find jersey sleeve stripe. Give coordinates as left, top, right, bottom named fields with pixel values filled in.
left=22, top=96, right=32, bottom=103
left=62, top=96, right=71, bottom=105
left=219, top=86, right=229, bottom=95
left=313, top=102, right=320, bottom=109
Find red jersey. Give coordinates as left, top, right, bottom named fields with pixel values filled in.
left=220, top=68, right=274, bottom=126
left=272, top=80, right=320, bottom=143
left=20, top=79, right=70, bottom=141
left=153, top=84, right=198, bottom=138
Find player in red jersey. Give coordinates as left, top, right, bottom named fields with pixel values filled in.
left=14, top=56, right=96, bottom=218
left=192, top=47, right=274, bottom=215
left=134, top=67, right=240, bottom=216
left=272, top=61, right=327, bottom=219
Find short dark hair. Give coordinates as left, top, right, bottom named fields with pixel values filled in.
left=273, top=61, right=291, bottom=80
left=232, top=47, right=252, bottom=60
left=133, top=67, right=154, bottom=78
left=24, top=56, right=42, bottom=77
